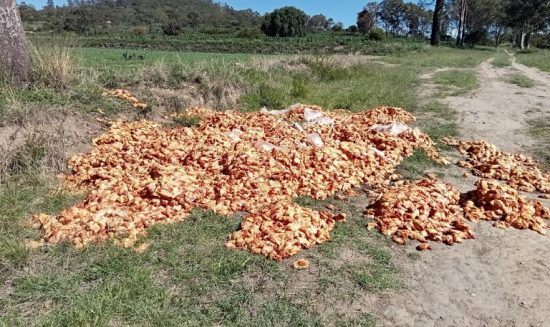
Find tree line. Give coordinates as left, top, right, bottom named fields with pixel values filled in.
left=16, top=0, right=550, bottom=49
left=354, top=0, right=550, bottom=48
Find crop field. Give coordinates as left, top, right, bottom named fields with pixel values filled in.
left=1, top=43, right=550, bottom=327
left=29, top=33, right=428, bottom=56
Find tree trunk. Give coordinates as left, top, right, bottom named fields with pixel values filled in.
left=0, top=0, right=29, bottom=87
left=526, top=33, right=532, bottom=49
left=520, top=31, right=526, bottom=50
left=460, top=3, right=467, bottom=46
left=430, top=0, right=445, bottom=46
left=456, top=0, right=466, bottom=46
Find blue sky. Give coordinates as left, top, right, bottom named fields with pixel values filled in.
left=21, top=0, right=423, bottom=27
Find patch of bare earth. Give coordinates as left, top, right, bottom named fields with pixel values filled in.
left=373, top=56, right=550, bottom=326
left=0, top=108, right=104, bottom=178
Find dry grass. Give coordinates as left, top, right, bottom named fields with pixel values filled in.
left=29, top=41, right=75, bottom=89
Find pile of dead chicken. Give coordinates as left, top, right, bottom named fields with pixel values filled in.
left=462, top=179, right=549, bottom=234
left=225, top=203, right=345, bottom=260
left=103, top=89, right=148, bottom=110
left=444, top=138, right=550, bottom=196
left=366, top=178, right=475, bottom=250
left=30, top=104, right=446, bottom=254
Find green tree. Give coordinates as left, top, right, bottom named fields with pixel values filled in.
left=332, top=21, right=344, bottom=31
left=187, top=11, right=199, bottom=29
left=357, top=7, right=376, bottom=35
left=260, top=6, right=308, bottom=37
left=308, top=14, right=328, bottom=31
left=403, top=3, right=430, bottom=37
left=379, top=0, right=405, bottom=35
left=504, top=0, right=550, bottom=49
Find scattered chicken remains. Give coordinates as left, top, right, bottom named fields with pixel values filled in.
left=366, top=178, right=475, bottom=250
left=28, top=100, right=550, bottom=256
left=443, top=138, right=550, bottom=195
left=225, top=203, right=344, bottom=260
left=103, top=89, right=148, bottom=110
left=462, top=179, right=550, bottom=234
left=30, top=104, right=448, bottom=255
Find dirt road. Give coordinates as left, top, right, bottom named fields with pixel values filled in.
left=376, top=55, right=550, bottom=327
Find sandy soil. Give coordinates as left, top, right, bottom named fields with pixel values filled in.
left=375, top=55, right=550, bottom=326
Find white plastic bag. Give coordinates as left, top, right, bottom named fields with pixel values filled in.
left=226, top=129, right=243, bottom=142
left=307, top=133, right=324, bottom=148
left=293, top=123, right=305, bottom=132
left=311, top=116, right=335, bottom=126
left=304, top=108, right=324, bottom=122
left=369, top=146, right=385, bottom=157
left=254, top=141, right=289, bottom=152
left=260, top=108, right=291, bottom=115
left=369, top=123, right=409, bottom=136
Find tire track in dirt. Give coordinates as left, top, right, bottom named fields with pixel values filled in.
left=375, top=56, right=550, bottom=327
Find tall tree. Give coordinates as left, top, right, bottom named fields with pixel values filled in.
left=456, top=0, right=467, bottom=46
left=260, top=6, right=308, bottom=37
left=430, top=0, right=445, bottom=45
left=308, top=14, right=329, bottom=31
left=504, top=0, right=550, bottom=49
left=357, top=8, right=375, bottom=34
left=379, top=0, right=405, bottom=35
left=403, top=2, right=431, bottom=37
left=0, top=0, right=30, bottom=86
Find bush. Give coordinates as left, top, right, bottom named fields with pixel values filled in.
left=162, top=22, right=183, bottom=36
left=517, top=48, right=539, bottom=54
left=368, top=28, right=386, bottom=41
left=261, top=7, right=308, bottom=37
left=465, top=29, right=489, bottom=45
left=237, top=28, right=263, bottom=39
left=131, top=26, right=147, bottom=35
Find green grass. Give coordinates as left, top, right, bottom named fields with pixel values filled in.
left=491, top=52, right=512, bottom=67
left=527, top=119, right=550, bottom=169
left=504, top=73, right=536, bottom=88
left=433, top=69, right=478, bottom=96
left=75, top=47, right=254, bottom=68
left=414, top=101, right=459, bottom=141
left=385, top=46, right=495, bottom=68
left=239, top=59, right=419, bottom=111
left=397, top=150, right=443, bottom=180
left=516, top=49, right=550, bottom=72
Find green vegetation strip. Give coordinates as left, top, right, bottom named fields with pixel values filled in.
left=516, top=50, right=550, bottom=72
left=504, top=73, right=535, bottom=88
left=433, top=69, right=478, bottom=97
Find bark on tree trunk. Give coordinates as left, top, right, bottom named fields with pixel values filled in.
left=520, top=31, right=526, bottom=50
left=430, top=0, right=445, bottom=46
left=0, top=0, right=30, bottom=87
left=461, top=3, right=468, bottom=46
left=456, top=0, right=466, bottom=46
